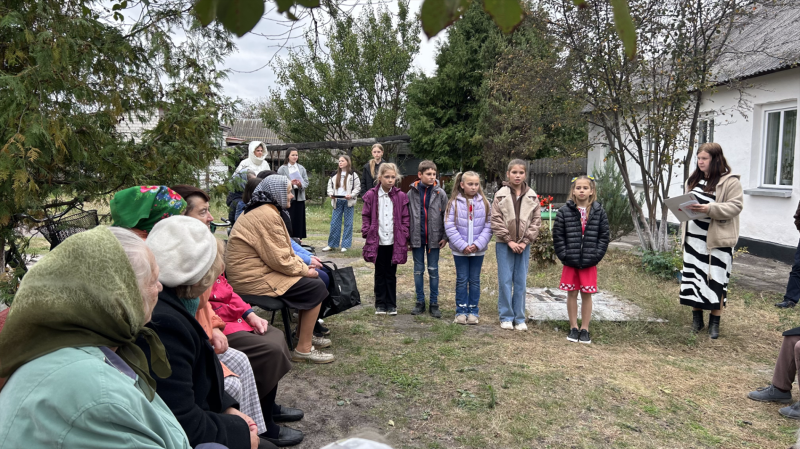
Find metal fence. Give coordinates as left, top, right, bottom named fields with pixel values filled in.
left=528, top=157, right=588, bottom=205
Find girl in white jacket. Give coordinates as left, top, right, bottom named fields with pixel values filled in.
left=324, top=155, right=360, bottom=252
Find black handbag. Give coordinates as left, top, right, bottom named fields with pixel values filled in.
left=319, top=261, right=361, bottom=318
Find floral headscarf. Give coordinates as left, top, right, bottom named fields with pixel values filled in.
left=111, top=186, right=187, bottom=233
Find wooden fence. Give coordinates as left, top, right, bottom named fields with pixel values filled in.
left=528, top=157, right=587, bottom=205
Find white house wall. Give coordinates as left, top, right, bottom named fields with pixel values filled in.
left=588, top=67, right=800, bottom=251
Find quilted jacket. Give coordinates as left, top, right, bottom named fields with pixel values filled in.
left=552, top=200, right=610, bottom=268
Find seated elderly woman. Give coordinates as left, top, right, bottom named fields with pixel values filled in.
left=0, top=226, right=190, bottom=448
left=140, top=216, right=270, bottom=449
left=171, top=184, right=303, bottom=447
left=226, top=175, right=333, bottom=364
left=111, top=185, right=269, bottom=439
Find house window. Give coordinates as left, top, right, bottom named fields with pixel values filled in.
left=763, top=108, right=798, bottom=186
left=699, top=119, right=714, bottom=144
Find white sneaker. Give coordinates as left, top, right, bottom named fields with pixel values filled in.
left=322, top=246, right=332, bottom=252
left=500, top=321, right=513, bottom=330
left=341, top=247, right=348, bottom=252
left=514, top=322, right=528, bottom=331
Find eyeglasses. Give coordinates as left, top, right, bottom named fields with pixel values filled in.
left=571, top=176, right=596, bottom=183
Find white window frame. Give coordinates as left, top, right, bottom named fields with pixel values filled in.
left=698, top=118, right=714, bottom=144
left=760, top=106, right=798, bottom=188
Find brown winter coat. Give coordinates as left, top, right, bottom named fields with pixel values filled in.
left=225, top=203, right=308, bottom=297
left=681, top=173, right=743, bottom=250
left=490, top=183, right=542, bottom=245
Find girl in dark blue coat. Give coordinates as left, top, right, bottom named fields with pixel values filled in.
left=552, top=176, right=610, bottom=344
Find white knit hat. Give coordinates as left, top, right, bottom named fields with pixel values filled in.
left=146, top=216, right=218, bottom=288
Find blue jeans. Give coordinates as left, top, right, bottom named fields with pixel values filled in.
left=412, top=246, right=440, bottom=305
left=328, top=200, right=353, bottom=248
left=496, top=242, right=531, bottom=325
left=785, top=238, right=800, bottom=303
left=454, top=255, right=484, bottom=316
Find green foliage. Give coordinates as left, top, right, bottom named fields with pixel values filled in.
left=407, top=1, right=507, bottom=173
left=0, top=0, right=235, bottom=263
left=479, top=7, right=586, bottom=178
left=594, top=157, right=635, bottom=241
left=263, top=1, right=419, bottom=162
left=639, top=240, right=682, bottom=280
left=530, top=224, right=557, bottom=267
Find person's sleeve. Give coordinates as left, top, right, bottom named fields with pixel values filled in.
left=291, top=240, right=311, bottom=264
left=445, top=205, right=467, bottom=252
left=552, top=209, right=567, bottom=261
left=326, top=176, right=334, bottom=197
left=361, top=166, right=368, bottom=194
left=352, top=173, right=361, bottom=198
left=707, top=178, right=743, bottom=220
left=62, top=402, right=192, bottom=449
left=521, top=200, right=542, bottom=245
left=490, top=195, right=510, bottom=243
left=794, top=199, right=800, bottom=231
left=401, top=194, right=411, bottom=240
left=474, top=205, right=494, bottom=251
left=143, top=316, right=250, bottom=449
left=235, top=202, right=245, bottom=221
left=277, top=166, right=287, bottom=177
left=209, top=304, right=226, bottom=331
left=301, top=166, right=309, bottom=189
left=597, top=208, right=611, bottom=262
left=439, top=194, right=448, bottom=242
left=361, top=191, right=373, bottom=238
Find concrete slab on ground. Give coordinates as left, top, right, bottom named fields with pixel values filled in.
left=525, top=287, right=667, bottom=322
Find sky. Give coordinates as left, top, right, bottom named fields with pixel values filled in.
left=219, top=0, right=445, bottom=100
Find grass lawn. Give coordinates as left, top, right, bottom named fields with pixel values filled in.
left=261, top=200, right=798, bottom=449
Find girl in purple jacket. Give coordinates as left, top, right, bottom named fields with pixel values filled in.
left=445, top=171, right=493, bottom=325
left=361, top=163, right=410, bottom=316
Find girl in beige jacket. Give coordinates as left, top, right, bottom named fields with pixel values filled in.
left=490, top=159, right=542, bottom=331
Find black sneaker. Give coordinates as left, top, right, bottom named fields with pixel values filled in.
left=314, top=321, right=331, bottom=335
left=776, top=300, right=797, bottom=309
left=579, top=329, right=591, bottom=344
left=429, top=304, right=442, bottom=318
left=411, top=302, right=426, bottom=315
left=387, top=307, right=397, bottom=315
left=567, top=328, right=580, bottom=342
left=375, top=306, right=386, bottom=315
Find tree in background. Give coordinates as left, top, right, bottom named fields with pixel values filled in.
left=263, top=0, right=419, bottom=168
left=549, top=0, right=753, bottom=251
left=408, top=1, right=584, bottom=177
left=593, top=158, right=635, bottom=241
left=0, top=0, right=235, bottom=269
left=479, top=7, right=586, bottom=179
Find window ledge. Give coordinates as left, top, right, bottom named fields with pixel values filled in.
left=744, top=188, right=793, bottom=198
left=631, top=180, right=644, bottom=187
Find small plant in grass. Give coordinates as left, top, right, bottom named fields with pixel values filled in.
left=530, top=225, right=557, bottom=267
left=594, top=158, right=637, bottom=241
left=639, top=234, right=683, bottom=280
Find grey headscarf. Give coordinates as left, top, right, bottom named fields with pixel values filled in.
left=245, top=175, right=290, bottom=214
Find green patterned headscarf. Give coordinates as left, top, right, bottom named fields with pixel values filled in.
left=0, top=226, right=171, bottom=401
left=111, top=186, right=187, bottom=233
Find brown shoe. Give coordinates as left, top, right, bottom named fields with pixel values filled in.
left=292, top=347, right=335, bottom=364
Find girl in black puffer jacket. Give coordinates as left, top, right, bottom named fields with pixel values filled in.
left=552, top=176, right=610, bottom=344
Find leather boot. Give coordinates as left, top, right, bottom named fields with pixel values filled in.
left=691, top=310, right=705, bottom=333
left=708, top=314, right=720, bottom=339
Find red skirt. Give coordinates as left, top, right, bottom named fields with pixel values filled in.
left=559, top=265, right=598, bottom=294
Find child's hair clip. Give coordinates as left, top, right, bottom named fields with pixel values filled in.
left=571, top=176, right=596, bottom=183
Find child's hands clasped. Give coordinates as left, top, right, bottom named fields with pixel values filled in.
left=462, top=244, right=479, bottom=255
left=507, top=241, right=527, bottom=254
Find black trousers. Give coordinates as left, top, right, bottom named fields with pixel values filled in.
left=374, top=245, right=397, bottom=308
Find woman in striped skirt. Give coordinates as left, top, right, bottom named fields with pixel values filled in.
left=680, top=143, right=743, bottom=339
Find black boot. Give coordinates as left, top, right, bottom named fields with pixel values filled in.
left=691, top=310, right=705, bottom=333
left=708, top=314, right=720, bottom=339
left=411, top=302, right=426, bottom=315
left=429, top=303, right=442, bottom=318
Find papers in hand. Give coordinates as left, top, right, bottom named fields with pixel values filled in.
left=665, top=193, right=708, bottom=222
left=287, top=171, right=303, bottom=183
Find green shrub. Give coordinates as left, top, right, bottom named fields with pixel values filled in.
left=530, top=225, right=558, bottom=267
left=593, top=157, right=636, bottom=241
left=639, top=236, right=683, bottom=280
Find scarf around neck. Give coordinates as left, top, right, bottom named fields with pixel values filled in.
left=0, top=226, right=171, bottom=401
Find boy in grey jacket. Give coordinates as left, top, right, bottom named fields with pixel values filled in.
left=407, top=160, right=448, bottom=318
